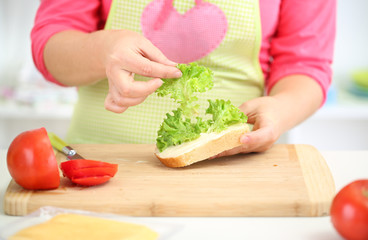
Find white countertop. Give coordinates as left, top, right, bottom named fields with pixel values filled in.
left=0, top=149, right=367, bottom=240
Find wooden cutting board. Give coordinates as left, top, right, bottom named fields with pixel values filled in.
left=4, top=144, right=335, bottom=217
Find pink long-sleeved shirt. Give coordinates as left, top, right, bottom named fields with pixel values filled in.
left=31, top=0, right=336, bottom=101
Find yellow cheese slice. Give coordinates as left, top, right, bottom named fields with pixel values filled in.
left=9, top=213, right=158, bottom=240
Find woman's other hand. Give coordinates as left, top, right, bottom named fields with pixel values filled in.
left=211, top=96, right=282, bottom=158
left=210, top=75, right=323, bottom=158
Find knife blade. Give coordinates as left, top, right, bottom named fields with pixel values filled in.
left=48, top=132, right=85, bottom=160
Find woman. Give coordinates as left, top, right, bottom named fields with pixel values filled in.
left=31, top=0, right=336, bottom=157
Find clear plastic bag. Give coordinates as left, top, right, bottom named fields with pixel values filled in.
left=0, top=206, right=181, bottom=240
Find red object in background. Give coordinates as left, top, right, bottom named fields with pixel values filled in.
left=7, top=128, right=60, bottom=190
left=60, top=159, right=118, bottom=186
left=330, top=180, right=368, bottom=240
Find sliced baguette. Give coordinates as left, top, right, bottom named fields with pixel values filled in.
left=155, top=123, right=250, bottom=168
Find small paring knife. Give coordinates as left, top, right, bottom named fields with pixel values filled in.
left=48, top=132, right=84, bottom=160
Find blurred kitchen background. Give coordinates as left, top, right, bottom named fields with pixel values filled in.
left=0, top=0, right=367, bottom=150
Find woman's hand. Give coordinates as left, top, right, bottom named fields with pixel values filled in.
left=210, top=75, right=323, bottom=158
left=102, top=30, right=182, bottom=113
left=211, top=96, right=283, bottom=158
left=44, top=29, right=182, bottom=113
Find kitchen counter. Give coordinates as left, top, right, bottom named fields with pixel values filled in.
left=0, top=149, right=367, bottom=240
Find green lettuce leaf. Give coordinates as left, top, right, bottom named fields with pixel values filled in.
left=156, top=100, right=247, bottom=152
left=156, top=62, right=214, bottom=117
left=156, top=109, right=210, bottom=152
left=155, top=63, right=248, bottom=152
left=206, top=99, right=248, bottom=133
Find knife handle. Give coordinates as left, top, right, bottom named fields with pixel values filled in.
left=48, top=132, right=68, bottom=152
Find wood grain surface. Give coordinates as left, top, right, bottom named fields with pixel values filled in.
left=4, top=144, right=335, bottom=217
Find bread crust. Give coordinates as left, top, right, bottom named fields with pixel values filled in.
left=155, top=124, right=249, bottom=168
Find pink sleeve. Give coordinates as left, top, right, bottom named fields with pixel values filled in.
left=31, top=0, right=103, bottom=85
left=266, top=0, right=336, bottom=103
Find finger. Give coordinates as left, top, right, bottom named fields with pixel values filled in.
left=109, top=67, right=164, bottom=98
left=240, top=127, right=276, bottom=152
left=210, top=128, right=275, bottom=159
left=208, top=133, right=248, bottom=159
left=123, top=52, right=182, bottom=79
left=128, top=78, right=164, bottom=97
left=239, top=101, right=260, bottom=122
left=211, top=126, right=276, bottom=159
left=139, top=38, right=177, bottom=66
left=116, top=96, right=147, bottom=107
left=239, top=100, right=258, bottom=112
left=104, top=94, right=128, bottom=113
left=107, top=88, right=147, bottom=108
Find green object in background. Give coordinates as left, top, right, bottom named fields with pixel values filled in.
left=352, top=70, right=368, bottom=89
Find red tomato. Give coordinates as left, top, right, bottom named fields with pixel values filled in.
left=7, top=128, right=60, bottom=190
left=330, top=179, right=368, bottom=240
left=60, top=159, right=118, bottom=186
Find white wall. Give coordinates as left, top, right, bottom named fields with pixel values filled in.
left=0, top=0, right=40, bottom=87
left=0, top=0, right=76, bottom=148
left=333, top=0, right=368, bottom=81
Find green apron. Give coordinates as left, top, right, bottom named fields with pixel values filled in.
left=66, top=0, right=263, bottom=144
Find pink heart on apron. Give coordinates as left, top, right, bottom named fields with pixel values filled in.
left=141, top=0, right=228, bottom=63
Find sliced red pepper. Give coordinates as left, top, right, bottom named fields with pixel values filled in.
left=71, top=176, right=112, bottom=186
left=60, top=159, right=118, bottom=187
left=61, top=159, right=117, bottom=170
left=62, top=167, right=117, bottom=179
left=60, top=160, right=118, bottom=178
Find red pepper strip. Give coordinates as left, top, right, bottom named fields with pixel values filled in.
left=71, top=176, right=112, bottom=186
left=61, top=159, right=117, bottom=169
left=60, top=160, right=118, bottom=176
left=62, top=167, right=117, bottom=179
left=60, top=159, right=118, bottom=187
